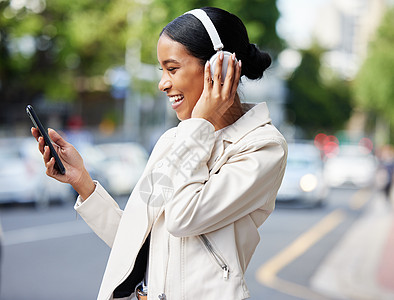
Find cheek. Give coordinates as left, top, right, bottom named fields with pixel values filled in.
left=187, top=80, right=203, bottom=108
left=180, top=65, right=205, bottom=106
left=189, top=71, right=204, bottom=98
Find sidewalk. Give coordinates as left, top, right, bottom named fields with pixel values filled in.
left=311, top=191, right=394, bottom=300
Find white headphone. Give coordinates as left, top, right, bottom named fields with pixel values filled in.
left=185, top=9, right=236, bottom=82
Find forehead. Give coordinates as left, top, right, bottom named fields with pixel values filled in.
left=157, top=35, right=193, bottom=63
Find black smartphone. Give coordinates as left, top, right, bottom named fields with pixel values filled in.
left=26, top=104, right=66, bottom=175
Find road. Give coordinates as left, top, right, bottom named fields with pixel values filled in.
left=0, top=187, right=372, bottom=300
left=246, top=187, right=371, bottom=300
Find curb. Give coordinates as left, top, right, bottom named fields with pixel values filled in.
left=310, top=193, right=394, bottom=300
left=377, top=215, right=394, bottom=293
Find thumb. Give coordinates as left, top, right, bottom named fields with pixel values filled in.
left=48, top=128, right=68, bottom=147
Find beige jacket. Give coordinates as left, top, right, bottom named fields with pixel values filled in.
left=75, top=102, right=287, bottom=300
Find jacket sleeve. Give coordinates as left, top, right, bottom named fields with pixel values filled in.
left=72, top=129, right=176, bottom=248
left=74, top=181, right=123, bottom=247
left=164, top=118, right=287, bottom=237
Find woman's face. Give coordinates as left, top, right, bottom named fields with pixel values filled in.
left=157, top=35, right=204, bottom=121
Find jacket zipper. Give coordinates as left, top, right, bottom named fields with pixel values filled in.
left=199, top=234, right=229, bottom=280
left=158, top=233, right=170, bottom=300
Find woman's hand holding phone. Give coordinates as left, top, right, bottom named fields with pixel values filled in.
left=191, top=51, right=242, bottom=127
left=31, top=127, right=95, bottom=201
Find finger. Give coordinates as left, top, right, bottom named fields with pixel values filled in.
left=229, top=60, right=242, bottom=97
left=31, top=127, right=40, bottom=141
left=222, top=53, right=237, bottom=97
left=198, top=61, right=212, bottom=103
left=46, top=157, right=57, bottom=177
left=43, top=145, right=51, bottom=164
left=213, top=51, right=224, bottom=94
left=48, top=128, right=68, bottom=148
left=203, top=61, right=212, bottom=90
left=38, top=136, right=45, bottom=154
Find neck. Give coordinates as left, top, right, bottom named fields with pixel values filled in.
left=214, top=94, right=244, bottom=131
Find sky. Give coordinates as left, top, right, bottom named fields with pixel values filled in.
left=276, top=0, right=330, bottom=49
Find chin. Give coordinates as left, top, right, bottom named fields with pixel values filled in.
left=176, top=112, right=191, bottom=121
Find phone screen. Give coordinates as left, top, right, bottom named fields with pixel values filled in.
left=26, top=105, right=66, bottom=175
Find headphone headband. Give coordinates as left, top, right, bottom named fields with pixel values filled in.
left=184, top=9, right=224, bottom=51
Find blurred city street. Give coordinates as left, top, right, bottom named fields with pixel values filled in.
left=1, top=0, right=394, bottom=299
left=1, top=186, right=393, bottom=299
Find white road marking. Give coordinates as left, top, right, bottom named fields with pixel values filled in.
left=3, top=220, right=92, bottom=246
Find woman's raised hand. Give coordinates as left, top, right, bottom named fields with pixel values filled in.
left=191, top=52, right=242, bottom=128
left=31, top=127, right=95, bottom=200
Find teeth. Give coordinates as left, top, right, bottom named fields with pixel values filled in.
left=169, top=95, right=183, bottom=103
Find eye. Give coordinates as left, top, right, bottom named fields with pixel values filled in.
left=167, top=67, right=177, bottom=72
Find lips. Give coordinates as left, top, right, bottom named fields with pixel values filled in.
left=169, top=95, right=184, bottom=104
left=169, top=95, right=184, bottom=109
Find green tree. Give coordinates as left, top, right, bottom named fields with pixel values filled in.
left=0, top=0, right=140, bottom=103
left=148, top=0, right=282, bottom=56
left=0, top=0, right=281, bottom=105
left=353, top=7, right=394, bottom=143
left=286, top=45, right=352, bottom=138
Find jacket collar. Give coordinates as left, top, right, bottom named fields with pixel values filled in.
left=221, top=102, right=271, bottom=144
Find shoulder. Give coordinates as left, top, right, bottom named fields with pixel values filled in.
left=237, top=123, right=287, bottom=154
left=153, top=127, right=177, bottom=147
left=146, top=127, right=177, bottom=160
left=160, top=127, right=177, bottom=140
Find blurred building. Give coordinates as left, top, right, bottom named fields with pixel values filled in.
left=238, top=69, right=287, bottom=128
left=313, top=0, right=387, bottom=79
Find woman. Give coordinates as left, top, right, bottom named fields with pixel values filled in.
left=32, top=7, right=287, bottom=300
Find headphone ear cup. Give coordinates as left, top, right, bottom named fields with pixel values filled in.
left=209, top=51, right=236, bottom=83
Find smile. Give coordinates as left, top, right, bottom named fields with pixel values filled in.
left=169, top=95, right=184, bottom=104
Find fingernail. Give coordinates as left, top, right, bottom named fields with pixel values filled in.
left=219, top=51, right=224, bottom=60
left=238, top=60, right=242, bottom=68
left=232, top=53, right=236, bottom=61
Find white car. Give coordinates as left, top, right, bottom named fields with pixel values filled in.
left=277, top=142, right=329, bottom=206
left=324, top=144, right=378, bottom=188
left=0, top=138, right=74, bottom=207
left=85, top=142, right=149, bottom=196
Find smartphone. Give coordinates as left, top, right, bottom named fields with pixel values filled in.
left=26, top=104, right=66, bottom=175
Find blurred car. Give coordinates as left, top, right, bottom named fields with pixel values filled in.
left=0, top=137, right=74, bottom=207
left=85, top=142, right=149, bottom=196
left=324, top=144, right=378, bottom=188
left=277, top=142, right=329, bottom=206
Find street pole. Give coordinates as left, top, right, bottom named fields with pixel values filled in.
left=124, top=40, right=142, bottom=142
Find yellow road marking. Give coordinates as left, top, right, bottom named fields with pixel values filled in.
left=349, top=188, right=372, bottom=210
left=256, top=209, right=346, bottom=300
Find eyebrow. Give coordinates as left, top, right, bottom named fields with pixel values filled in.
left=162, top=59, right=180, bottom=65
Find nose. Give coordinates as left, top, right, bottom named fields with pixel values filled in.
left=158, top=74, right=171, bottom=92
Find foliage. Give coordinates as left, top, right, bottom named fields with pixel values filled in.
left=285, top=45, right=352, bottom=138
left=353, top=7, right=394, bottom=142
left=0, top=0, right=139, bottom=102
left=149, top=0, right=282, bottom=55
left=0, top=0, right=281, bottom=104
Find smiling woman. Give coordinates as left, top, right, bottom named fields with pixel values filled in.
left=31, top=6, right=287, bottom=300
left=157, top=35, right=205, bottom=121
left=158, top=7, right=271, bottom=130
